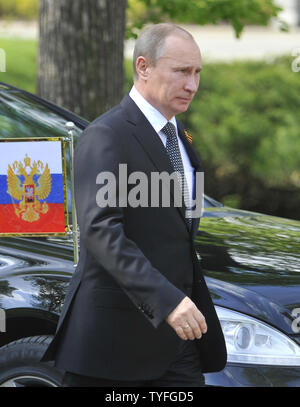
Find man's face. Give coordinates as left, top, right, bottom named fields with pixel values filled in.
left=137, top=35, right=202, bottom=120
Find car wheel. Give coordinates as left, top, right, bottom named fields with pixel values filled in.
left=0, top=335, right=63, bottom=387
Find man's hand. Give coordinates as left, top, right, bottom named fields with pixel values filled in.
left=166, top=296, right=207, bottom=340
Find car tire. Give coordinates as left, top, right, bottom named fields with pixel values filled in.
left=0, top=335, right=64, bottom=387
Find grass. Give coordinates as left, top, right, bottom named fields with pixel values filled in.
left=0, top=37, right=37, bottom=93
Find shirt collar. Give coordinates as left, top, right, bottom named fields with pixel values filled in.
left=129, top=86, right=177, bottom=134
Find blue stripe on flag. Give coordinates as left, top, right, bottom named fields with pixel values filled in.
left=0, top=174, right=65, bottom=204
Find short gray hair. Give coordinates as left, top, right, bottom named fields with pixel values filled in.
left=133, top=23, right=194, bottom=80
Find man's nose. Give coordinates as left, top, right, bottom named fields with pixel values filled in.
left=184, top=74, right=199, bottom=93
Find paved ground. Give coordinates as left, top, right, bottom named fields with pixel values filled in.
left=1, top=20, right=299, bottom=61
left=0, top=20, right=37, bottom=39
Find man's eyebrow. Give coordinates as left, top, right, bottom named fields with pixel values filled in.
left=173, top=64, right=203, bottom=71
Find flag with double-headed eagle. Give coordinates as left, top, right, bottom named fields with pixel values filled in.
left=0, top=140, right=67, bottom=235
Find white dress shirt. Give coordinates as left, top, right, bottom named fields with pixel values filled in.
left=129, top=86, right=194, bottom=208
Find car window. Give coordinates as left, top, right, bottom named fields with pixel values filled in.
left=0, top=90, right=82, bottom=140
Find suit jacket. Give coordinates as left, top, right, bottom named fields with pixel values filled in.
left=41, top=94, right=227, bottom=380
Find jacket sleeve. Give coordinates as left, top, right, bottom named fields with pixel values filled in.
left=74, top=122, right=185, bottom=328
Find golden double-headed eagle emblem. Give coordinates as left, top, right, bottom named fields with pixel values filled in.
left=7, top=154, right=52, bottom=223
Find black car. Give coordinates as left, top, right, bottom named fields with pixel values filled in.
left=0, top=82, right=299, bottom=387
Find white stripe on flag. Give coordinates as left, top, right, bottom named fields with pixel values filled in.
left=0, top=141, right=63, bottom=174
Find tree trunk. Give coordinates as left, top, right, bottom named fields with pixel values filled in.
left=38, top=0, right=127, bottom=121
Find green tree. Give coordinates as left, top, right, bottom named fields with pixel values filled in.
left=127, top=0, right=283, bottom=38
left=0, top=0, right=38, bottom=20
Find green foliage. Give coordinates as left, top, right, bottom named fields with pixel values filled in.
left=126, top=0, right=282, bottom=38
left=124, top=59, right=134, bottom=93
left=0, top=38, right=37, bottom=93
left=0, top=0, right=38, bottom=20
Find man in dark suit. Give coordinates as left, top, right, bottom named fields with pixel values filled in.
left=42, top=23, right=227, bottom=386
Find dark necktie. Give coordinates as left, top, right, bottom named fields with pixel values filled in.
left=161, top=122, right=192, bottom=228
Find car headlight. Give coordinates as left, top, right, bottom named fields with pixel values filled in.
left=216, top=306, right=300, bottom=366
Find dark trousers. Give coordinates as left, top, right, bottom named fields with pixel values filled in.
left=62, top=340, right=205, bottom=387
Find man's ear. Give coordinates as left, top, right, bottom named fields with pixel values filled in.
left=136, top=56, right=151, bottom=80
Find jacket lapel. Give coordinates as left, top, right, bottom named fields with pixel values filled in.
left=121, top=95, right=174, bottom=173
